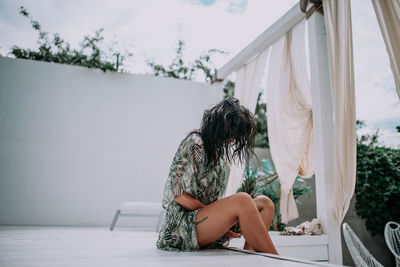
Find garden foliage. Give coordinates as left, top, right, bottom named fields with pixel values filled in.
left=236, top=159, right=312, bottom=231
left=10, top=7, right=131, bottom=72
left=355, top=121, right=400, bottom=236
left=147, top=40, right=226, bottom=83
left=253, top=94, right=269, bottom=148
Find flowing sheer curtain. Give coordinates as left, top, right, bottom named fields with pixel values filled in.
left=371, top=0, right=400, bottom=100
left=224, top=49, right=269, bottom=196
left=322, top=0, right=357, bottom=223
left=266, top=19, right=314, bottom=224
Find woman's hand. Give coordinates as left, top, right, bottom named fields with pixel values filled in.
left=224, top=229, right=241, bottom=240
left=174, top=193, right=204, bottom=211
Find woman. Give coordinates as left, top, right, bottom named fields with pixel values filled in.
left=156, top=97, right=278, bottom=254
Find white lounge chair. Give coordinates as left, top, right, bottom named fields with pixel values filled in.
left=384, top=221, right=400, bottom=267
left=342, top=223, right=383, bottom=267
left=110, top=202, right=164, bottom=232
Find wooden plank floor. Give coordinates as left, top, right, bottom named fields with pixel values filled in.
left=0, top=226, right=339, bottom=267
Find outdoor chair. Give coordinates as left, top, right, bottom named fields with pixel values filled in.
left=384, top=221, right=400, bottom=267
left=342, top=223, right=383, bottom=267
left=110, top=202, right=164, bottom=232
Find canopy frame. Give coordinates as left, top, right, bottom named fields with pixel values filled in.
left=213, top=3, right=343, bottom=264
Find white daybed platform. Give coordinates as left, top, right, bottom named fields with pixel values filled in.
left=0, top=226, right=338, bottom=267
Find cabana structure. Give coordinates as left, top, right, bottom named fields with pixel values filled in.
left=214, top=1, right=350, bottom=264
left=212, top=0, right=399, bottom=265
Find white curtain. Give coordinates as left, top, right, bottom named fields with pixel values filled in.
left=322, top=0, right=357, bottom=223
left=371, top=0, right=400, bottom=100
left=266, top=19, right=314, bottom=224
left=225, top=48, right=269, bottom=196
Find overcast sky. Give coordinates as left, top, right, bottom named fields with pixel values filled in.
left=0, top=0, right=399, bottom=147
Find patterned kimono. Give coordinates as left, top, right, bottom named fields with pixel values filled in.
left=156, top=132, right=229, bottom=251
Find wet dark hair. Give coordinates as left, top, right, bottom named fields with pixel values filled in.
left=191, top=97, right=257, bottom=167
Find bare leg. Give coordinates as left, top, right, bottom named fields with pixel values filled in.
left=243, top=195, right=275, bottom=252
left=196, top=192, right=278, bottom=254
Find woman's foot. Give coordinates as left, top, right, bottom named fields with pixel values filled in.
left=243, top=241, right=256, bottom=252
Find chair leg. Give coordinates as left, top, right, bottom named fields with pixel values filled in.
left=110, top=210, right=121, bottom=231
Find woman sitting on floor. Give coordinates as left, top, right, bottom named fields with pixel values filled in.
left=156, top=97, right=278, bottom=254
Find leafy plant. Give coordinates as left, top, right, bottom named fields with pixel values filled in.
left=354, top=121, right=400, bottom=236
left=235, top=159, right=312, bottom=231
left=10, top=6, right=132, bottom=72
left=258, top=159, right=311, bottom=231
left=236, top=165, right=264, bottom=198
left=253, top=93, right=269, bottom=148
left=147, top=39, right=226, bottom=83
left=222, top=80, right=235, bottom=99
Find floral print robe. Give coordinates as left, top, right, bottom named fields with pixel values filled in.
left=156, top=133, right=229, bottom=251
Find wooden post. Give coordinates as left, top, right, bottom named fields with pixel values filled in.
left=308, top=11, right=342, bottom=264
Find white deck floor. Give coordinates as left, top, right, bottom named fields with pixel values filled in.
left=0, top=226, right=339, bottom=267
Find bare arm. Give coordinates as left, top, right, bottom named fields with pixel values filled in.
left=174, top=193, right=204, bottom=211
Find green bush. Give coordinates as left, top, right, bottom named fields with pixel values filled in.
left=355, top=143, right=400, bottom=236
left=147, top=39, right=225, bottom=82
left=354, top=120, right=400, bottom=236
left=253, top=93, right=269, bottom=148
left=10, top=7, right=131, bottom=72
left=222, top=80, right=235, bottom=99
left=236, top=159, right=312, bottom=231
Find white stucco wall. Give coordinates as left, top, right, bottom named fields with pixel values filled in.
left=0, top=57, right=222, bottom=226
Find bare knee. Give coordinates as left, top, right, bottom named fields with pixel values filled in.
left=230, top=192, right=259, bottom=215
left=233, top=192, right=253, bottom=204
left=255, top=195, right=275, bottom=213
left=231, top=192, right=255, bottom=210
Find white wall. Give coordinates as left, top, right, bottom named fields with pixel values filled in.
left=0, top=57, right=222, bottom=226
